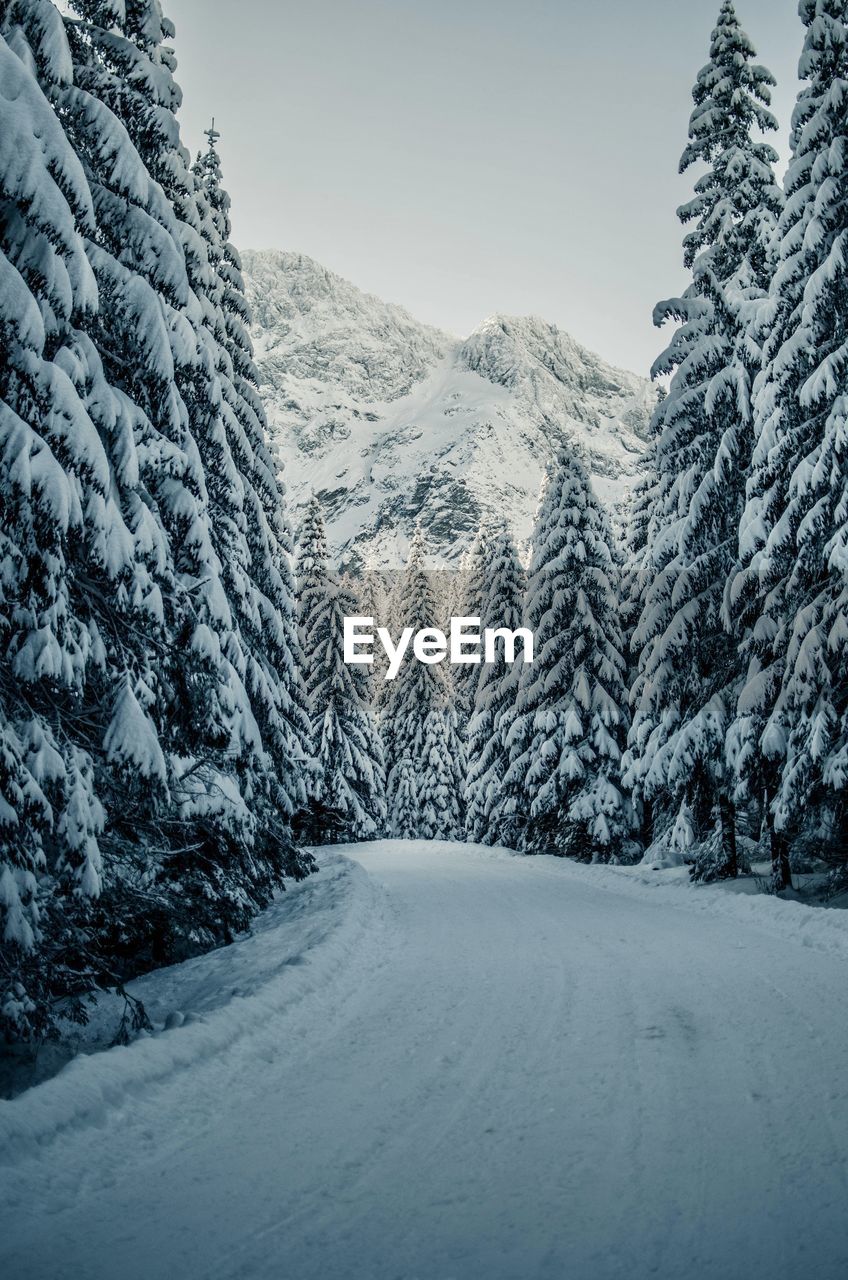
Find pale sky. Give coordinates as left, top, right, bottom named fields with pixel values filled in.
left=167, top=0, right=803, bottom=377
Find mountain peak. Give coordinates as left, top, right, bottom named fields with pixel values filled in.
left=460, top=313, right=646, bottom=400
left=242, top=250, right=656, bottom=568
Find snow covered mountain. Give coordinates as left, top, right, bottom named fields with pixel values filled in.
left=242, top=250, right=656, bottom=568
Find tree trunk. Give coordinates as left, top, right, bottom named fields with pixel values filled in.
left=718, top=793, right=738, bottom=879
left=770, top=828, right=792, bottom=893
left=640, top=796, right=655, bottom=851
left=764, top=785, right=792, bottom=893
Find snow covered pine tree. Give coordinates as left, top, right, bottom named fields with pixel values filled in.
left=0, top=0, right=310, bottom=1041
left=729, top=0, right=848, bottom=892
left=296, top=496, right=385, bottom=843
left=390, top=756, right=419, bottom=840
left=381, top=527, right=465, bottom=840
left=464, top=526, right=526, bottom=844
left=494, top=448, right=630, bottom=861
left=619, top=469, right=658, bottom=850
left=186, top=119, right=312, bottom=873
left=0, top=0, right=110, bottom=1036
left=451, top=524, right=490, bottom=733
left=626, top=0, right=783, bottom=880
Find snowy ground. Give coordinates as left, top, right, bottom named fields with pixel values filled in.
left=2, top=840, right=848, bottom=1280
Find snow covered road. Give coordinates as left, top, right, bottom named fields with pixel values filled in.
left=2, top=840, right=848, bottom=1280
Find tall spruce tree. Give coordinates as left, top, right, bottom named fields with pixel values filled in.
left=619, top=471, right=658, bottom=849
left=0, top=3, right=114, bottom=1033
left=452, top=525, right=490, bottom=731
left=296, top=497, right=385, bottom=842
left=67, top=0, right=311, bottom=909
left=1, top=0, right=202, bottom=1031
left=391, top=756, right=419, bottom=840
left=464, top=527, right=526, bottom=844
left=730, top=0, right=848, bottom=891
left=60, top=0, right=254, bottom=924
left=620, top=472, right=655, bottom=673
left=494, top=449, right=630, bottom=861
left=381, top=527, right=464, bottom=840
left=0, top=0, right=311, bottom=1038
left=357, top=563, right=391, bottom=692
left=627, top=1, right=782, bottom=879
left=188, top=120, right=311, bottom=852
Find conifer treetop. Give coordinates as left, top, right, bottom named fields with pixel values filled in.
left=676, top=0, right=781, bottom=275
left=194, top=116, right=232, bottom=225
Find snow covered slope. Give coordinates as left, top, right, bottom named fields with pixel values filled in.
left=242, top=251, right=656, bottom=567
left=3, top=841, right=848, bottom=1280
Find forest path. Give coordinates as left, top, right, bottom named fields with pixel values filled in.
left=2, top=840, right=848, bottom=1280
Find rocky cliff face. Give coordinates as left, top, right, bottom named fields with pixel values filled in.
left=242, top=250, right=655, bottom=568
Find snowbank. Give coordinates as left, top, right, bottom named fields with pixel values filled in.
left=0, top=852, right=383, bottom=1162
left=526, top=851, right=848, bottom=960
